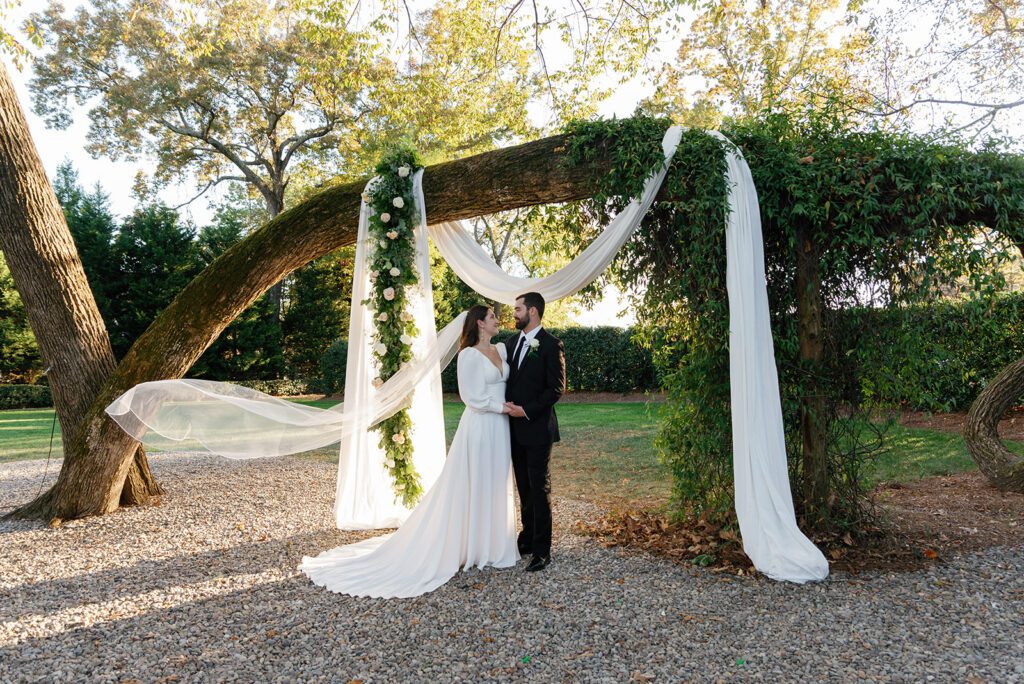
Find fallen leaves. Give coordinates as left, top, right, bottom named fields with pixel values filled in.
left=575, top=509, right=755, bottom=575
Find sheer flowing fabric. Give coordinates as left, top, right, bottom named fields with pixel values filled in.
left=105, top=126, right=828, bottom=582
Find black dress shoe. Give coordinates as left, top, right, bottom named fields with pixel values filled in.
left=525, top=554, right=551, bottom=572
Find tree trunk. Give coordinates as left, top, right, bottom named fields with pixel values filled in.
left=964, top=356, right=1024, bottom=492
left=0, top=63, right=160, bottom=515
left=796, top=224, right=829, bottom=526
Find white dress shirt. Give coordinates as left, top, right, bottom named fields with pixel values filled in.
left=513, top=325, right=542, bottom=370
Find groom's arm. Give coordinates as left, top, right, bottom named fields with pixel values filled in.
left=523, top=339, right=566, bottom=419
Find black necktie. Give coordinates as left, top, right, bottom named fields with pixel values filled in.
left=511, top=334, right=526, bottom=372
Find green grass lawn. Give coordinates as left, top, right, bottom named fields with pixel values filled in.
left=0, top=408, right=65, bottom=462
left=3, top=401, right=1021, bottom=510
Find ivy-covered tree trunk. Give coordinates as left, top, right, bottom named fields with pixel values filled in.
left=8, top=132, right=631, bottom=522
left=796, top=224, right=829, bottom=525
left=0, top=62, right=160, bottom=515
left=964, top=356, right=1024, bottom=492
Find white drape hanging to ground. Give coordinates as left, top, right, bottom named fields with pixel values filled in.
left=106, top=126, right=828, bottom=582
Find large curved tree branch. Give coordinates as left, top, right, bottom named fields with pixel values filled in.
left=964, top=356, right=1024, bottom=492
left=11, top=125, right=1024, bottom=522
left=8, top=131, right=621, bottom=521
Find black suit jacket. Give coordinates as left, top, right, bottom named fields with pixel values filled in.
left=505, top=328, right=566, bottom=446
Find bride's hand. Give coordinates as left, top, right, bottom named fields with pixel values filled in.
left=501, top=402, right=512, bottom=414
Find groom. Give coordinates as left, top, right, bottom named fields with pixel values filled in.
left=504, top=292, right=566, bottom=572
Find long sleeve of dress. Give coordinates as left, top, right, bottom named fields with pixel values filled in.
left=458, top=349, right=506, bottom=414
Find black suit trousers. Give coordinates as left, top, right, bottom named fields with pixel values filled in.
left=511, top=432, right=552, bottom=557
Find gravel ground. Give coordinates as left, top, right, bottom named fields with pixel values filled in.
left=2, top=454, right=1023, bottom=684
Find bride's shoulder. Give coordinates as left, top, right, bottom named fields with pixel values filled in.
left=496, top=341, right=507, bottom=358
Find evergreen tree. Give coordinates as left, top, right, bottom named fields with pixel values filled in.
left=0, top=251, right=42, bottom=382
left=190, top=206, right=285, bottom=380
left=107, top=204, right=199, bottom=358
left=54, top=161, right=117, bottom=318
left=282, top=249, right=353, bottom=378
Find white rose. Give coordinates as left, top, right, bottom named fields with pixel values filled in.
left=529, top=339, right=540, bottom=351
left=389, top=267, right=400, bottom=276
left=383, top=287, right=396, bottom=301
left=392, top=196, right=405, bottom=208
left=373, top=342, right=387, bottom=355
left=380, top=212, right=391, bottom=223
left=372, top=377, right=384, bottom=388
left=395, top=482, right=406, bottom=491
left=398, top=165, right=410, bottom=177
left=378, top=312, right=388, bottom=322
left=391, top=432, right=406, bottom=444
left=384, top=459, right=395, bottom=468
left=400, top=311, right=412, bottom=322
left=378, top=239, right=387, bottom=248
left=400, top=333, right=413, bottom=345
left=387, top=230, right=399, bottom=240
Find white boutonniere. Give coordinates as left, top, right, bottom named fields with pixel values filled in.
left=527, top=338, right=540, bottom=356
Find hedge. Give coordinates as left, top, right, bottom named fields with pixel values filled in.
left=831, top=292, right=1024, bottom=412
left=236, top=378, right=320, bottom=396
left=0, top=384, right=53, bottom=410
left=318, top=326, right=659, bottom=396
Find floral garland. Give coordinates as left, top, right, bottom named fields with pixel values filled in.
left=364, top=146, right=423, bottom=507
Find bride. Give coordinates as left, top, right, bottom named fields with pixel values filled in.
left=299, top=304, right=519, bottom=598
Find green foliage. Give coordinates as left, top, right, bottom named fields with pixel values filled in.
left=184, top=203, right=286, bottom=379
left=55, top=161, right=118, bottom=319
left=0, top=1, right=41, bottom=67
left=235, top=378, right=316, bottom=397
left=319, top=338, right=348, bottom=396
left=0, top=252, right=41, bottom=383
left=365, top=145, right=424, bottom=507
left=0, top=384, right=52, bottom=410
left=283, top=249, right=353, bottom=377
left=564, top=116, right=735, bottom=515
left=436, top=327, right=658, bottom=394
left=106, top=204, right=201, bottom=358
left=646, top=0, right=872, bottom=126
left=562, top=111, right=1024, bottom=529
left=833, top=293, right=1024, bottom=412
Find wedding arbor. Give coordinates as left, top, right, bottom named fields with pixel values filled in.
left=6, top=106, right=1024, bottom=580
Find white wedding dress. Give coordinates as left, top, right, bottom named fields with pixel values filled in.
left=299, top=343, right=519, bottom=598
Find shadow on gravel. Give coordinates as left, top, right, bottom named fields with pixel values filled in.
left=1, top=529, right=344, bottom=622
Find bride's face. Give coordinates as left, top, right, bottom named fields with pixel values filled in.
left=478, top=309, right=499, bottom=339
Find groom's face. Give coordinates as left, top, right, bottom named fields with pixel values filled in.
left=513, top=299, right=529, bottom=330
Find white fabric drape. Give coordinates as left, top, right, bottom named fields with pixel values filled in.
left=712, top=132, right=829, bottom=582
left=105, top=125, right=828, bottom=582
left=332, top=170, right=448, bottom=528
left=426, top=126, right=683, bottom=304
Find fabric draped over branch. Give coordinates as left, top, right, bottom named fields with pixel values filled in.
left=105, top=127, right=829, bottom=582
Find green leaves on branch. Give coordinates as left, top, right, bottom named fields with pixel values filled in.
left=563, top=115, right=733, bottom=514
left=364, top=144, right=423, bottom=507
left=562, top=110, right=1024, bottom=524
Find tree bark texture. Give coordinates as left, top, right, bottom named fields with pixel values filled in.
left=795, top=224, right=829, bottom=525
left=0, top=63, right=160, bottom=520
left=964, top=356, right=1024, bottom=492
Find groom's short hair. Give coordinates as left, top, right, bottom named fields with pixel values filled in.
left=518, top=292, right=545, bottom=320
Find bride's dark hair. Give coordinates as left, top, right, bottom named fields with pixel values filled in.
left=460, top=305, right=492, bottom=349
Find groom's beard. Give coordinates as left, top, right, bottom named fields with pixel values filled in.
left=514, top=318, right=528, bottom=330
